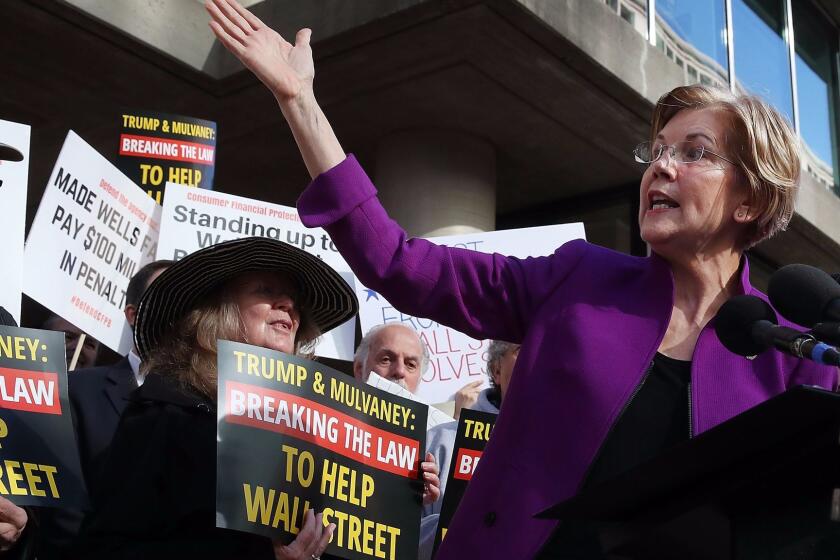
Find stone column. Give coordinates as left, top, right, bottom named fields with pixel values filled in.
left=374, top=130, right=496, bottom=237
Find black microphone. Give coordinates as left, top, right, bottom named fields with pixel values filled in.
left=767, top=264, right=840, bottom=326
left=810, top=322, right=840, bottom=347
left=714, top=295, right=840, bottom=366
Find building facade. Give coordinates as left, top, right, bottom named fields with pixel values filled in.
left=4, top=0, right=840, bottom=290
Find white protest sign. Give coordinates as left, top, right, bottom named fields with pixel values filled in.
left=366, top=372, right=455, bottom=430
left=357, top=223, right=586, bottom=404
left=0, top=120, right=31, bottom=324
left=24, top=131, right=161, bottom=354
left=156, top=182, right=356, bottom=361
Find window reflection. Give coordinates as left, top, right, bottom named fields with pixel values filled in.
left=655, top=0, right=729, bottom=87
left=601, top=0, right=647, bottom=38
left=793, top=1, right=839, bottom=191
left=732, top=0, right=793, bottom=121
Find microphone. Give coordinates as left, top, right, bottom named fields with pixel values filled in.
left=767, top=264, right=840, bottom=326
left=714, top=295, right=840, bottom=366
left=810, top=322, right=840, bottom=347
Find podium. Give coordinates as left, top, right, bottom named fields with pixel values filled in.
left=538, top=386, right=840, bottom=559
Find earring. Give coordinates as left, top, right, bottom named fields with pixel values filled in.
left=737, top=211, right=745, bottom=218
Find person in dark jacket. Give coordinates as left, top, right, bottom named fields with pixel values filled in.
left=36, top=260, right=172, bottom=560
left=74, top=237, right=354, bottom=559
left=69, top=259, right=172, bottom=488
left=75, top=237, right=439, bottom=559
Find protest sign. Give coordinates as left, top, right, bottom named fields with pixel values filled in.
left=23, top=131, right=161, bottom=354
left=357, top=223, right=586, bottom=404
left=216, top=340, right=427, bottom=560
left=0, top=326, right=88, bottom=508
left=117, top=110, right=216, bottom=204
left=157, top=181, right=356, bottom=360
left=432, top=408, right=496, bottom=553
left=366, top=373, right=454, bottom=431
left=0, top=120, right=30, bottom=324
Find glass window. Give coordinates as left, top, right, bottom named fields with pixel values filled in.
left=731, top=0, right=793, bottom=121
left=610, top=0, right=646, bottom=38
left=620, top=4, right=635, bottom=25
left=655, top=0, right=729, bottom=86
left=793, top=1, right=839, bottom=191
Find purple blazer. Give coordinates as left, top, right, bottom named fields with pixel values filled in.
left=298, top=155, right=838, bottom=559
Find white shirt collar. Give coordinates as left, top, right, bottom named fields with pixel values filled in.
left=128, top=350, right=144, bottom=386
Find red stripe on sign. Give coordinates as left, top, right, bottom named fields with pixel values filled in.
left=453, top=448, right=482, bottom=481
left=0, top=368, right=61, bottom=415
left=224, top=381, right=421, bottom=478
left=118, top=133, right=215, bottom=165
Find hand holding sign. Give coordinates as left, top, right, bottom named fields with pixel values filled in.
left=272, top=509, right=334, bottom=560
left=0, top=496, right=26, bottom=551
left=217, top=341, right=429, bottom=560
left=421, top=453, right=441, bottom=506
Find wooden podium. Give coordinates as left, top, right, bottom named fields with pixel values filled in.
left=538, top=386, right=840, bottom=559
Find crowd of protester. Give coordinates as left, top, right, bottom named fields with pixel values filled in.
left=2, top=240, right=495, bottom=559
left=2, top=0, right=839, bottom=558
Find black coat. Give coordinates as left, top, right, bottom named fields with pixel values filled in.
left=68, top=357, right=136, bottom=487
left=36, top=358, right=138, bottom=559
left=73, top=372, right=274, bottom=559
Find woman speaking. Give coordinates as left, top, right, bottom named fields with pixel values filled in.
left=206, top=1, right=838, bottom=557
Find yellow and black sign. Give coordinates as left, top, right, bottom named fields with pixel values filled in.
left=0, top=326, right=88, bottom=508
left=215, top=340, right=428, bottom=560
left=433, top=408, right=497, bottom=554
left=116, top=110, right=217, bottom=204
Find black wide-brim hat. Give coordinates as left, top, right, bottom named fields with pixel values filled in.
left=0, top=142, right=24, bottom=162
left=134, top=236, right=358, bottom=361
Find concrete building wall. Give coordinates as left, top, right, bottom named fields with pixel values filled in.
left=5, top=0, right=840, bottom=288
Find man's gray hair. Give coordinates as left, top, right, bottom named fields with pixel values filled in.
left=486, top=340, right=517, bottom=386
left=354, top=323, right=430, bottom=374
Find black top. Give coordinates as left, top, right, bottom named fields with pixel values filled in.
left=37, top=359, right=137, bottom=560
left=537, top=353, right=692, bottom=558
left=73, top=373, right=275, bottom=560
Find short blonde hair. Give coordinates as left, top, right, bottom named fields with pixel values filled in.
left=651, top=85, right=799, bottom=248
left=143, top=276, right=320, bottom=399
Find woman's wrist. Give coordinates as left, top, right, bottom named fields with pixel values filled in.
left=277, top=86, right=316, bottom=124
left=278, top=89, right=346, bottom=178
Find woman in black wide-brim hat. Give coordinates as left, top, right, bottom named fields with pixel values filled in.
left=73, top=237, right=401, bottom=560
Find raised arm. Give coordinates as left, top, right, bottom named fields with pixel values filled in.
left=207, top=0, right=588, bottom=340
left=205, top=0, right=344, bottom=177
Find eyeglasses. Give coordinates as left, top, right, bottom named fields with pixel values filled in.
left=633, top=141, right=736, bottom=166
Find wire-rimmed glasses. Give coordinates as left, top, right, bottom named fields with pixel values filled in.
left=633, top=141, right=736, bottom=166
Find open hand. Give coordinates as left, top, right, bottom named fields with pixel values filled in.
left=206, top=0, right=314, bottom=102
left=454, top=380, right=484, bottom=419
